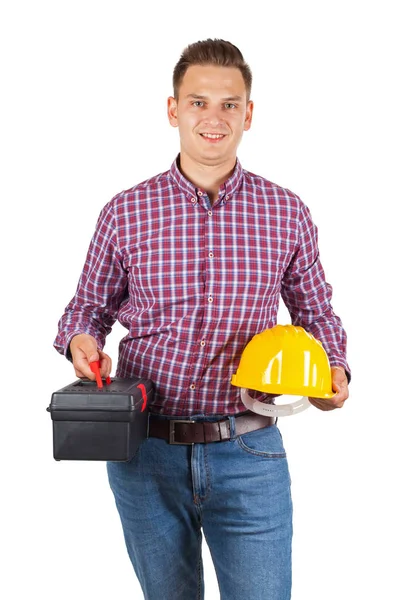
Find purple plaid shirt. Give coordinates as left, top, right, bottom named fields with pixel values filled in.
left=54, top=156, right=349, bottom=415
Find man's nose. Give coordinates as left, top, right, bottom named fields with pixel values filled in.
left=203, top=107, right=224, bottom=127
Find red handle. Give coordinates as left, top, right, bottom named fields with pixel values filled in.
left=137, top=383, right=148, bottom=412
left=89, top=360, right=111, bottom=388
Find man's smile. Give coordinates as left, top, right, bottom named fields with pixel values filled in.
left=199, top=132, right=227, bottom=142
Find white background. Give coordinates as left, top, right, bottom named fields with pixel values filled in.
left=1, top=1, right=399, bottom=598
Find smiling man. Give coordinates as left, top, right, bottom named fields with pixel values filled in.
left=167, top=63, right=253, bottom=200
left=55, top=39, right=350, bottom=600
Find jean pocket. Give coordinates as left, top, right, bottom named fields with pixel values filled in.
left=236, top=425, right=287, bottom=458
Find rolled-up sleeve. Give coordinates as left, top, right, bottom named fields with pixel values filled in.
left=53, top=199, right=128, bottom=358
left=281, top=202, right=351, bottom=379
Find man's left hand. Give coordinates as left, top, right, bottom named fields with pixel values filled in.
left=308, top=367, right=349, bottom=411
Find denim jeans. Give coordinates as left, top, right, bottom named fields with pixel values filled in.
left=107, top=414, right=293, bottom=600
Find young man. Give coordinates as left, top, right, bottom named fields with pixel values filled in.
left=54, top=39, right=350, bottom=600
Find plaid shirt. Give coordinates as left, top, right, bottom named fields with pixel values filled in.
left=54, top=156, right=350, bottom=415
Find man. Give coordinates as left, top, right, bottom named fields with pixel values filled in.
left=54, top=39, right=350, bottom=600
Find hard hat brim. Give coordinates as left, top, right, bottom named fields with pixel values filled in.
left=231, top=373, right=336, bottom=399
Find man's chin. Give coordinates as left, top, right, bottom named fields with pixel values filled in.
left=180, top=145, right=236, bottom=168
left=197, top=146, right=234, bottom=164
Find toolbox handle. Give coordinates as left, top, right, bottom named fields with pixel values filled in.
left=137, top=383, right=148, bottom=412
left=90, top=360, right=111, bottom=389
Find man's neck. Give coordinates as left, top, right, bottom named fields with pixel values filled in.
left=179, top=153, right=236, bottom=204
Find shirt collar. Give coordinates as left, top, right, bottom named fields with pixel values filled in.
left=169, top=154, right=244, bottom=205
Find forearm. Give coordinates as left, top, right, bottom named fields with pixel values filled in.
left=53, top=199, right=127, bottom=359
left=292, top=303, right=350, bottom=380
left=282, top=267, right=350, bottom=380
left=281, top=200, right=350, bottom=380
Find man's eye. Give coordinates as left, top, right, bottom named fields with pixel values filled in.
left=193, top=101, right=204, bottom=107
left=224, top=103, right=236, bottom=109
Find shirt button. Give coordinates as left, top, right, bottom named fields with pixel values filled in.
left=200, top=340, right=206, bottom=347
left=208, top=251, right=214, bottom=258
left=191, top=197, right=197, bottom=204
left=226, top=195, right=230, bottom=200
left=190, top=383, right=196, bottom=390
left=198, top=191, right=203, bottom=196
left=208, top=296, right=213, bottom=303
left=208, top=210, right=212, bottom=216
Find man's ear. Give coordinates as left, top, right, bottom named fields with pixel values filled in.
left=167, top=96, right=179, bottom=127
left=244, top=100, right=254, bottom=131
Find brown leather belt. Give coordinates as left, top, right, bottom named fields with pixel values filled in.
left=148, top=412, right=275, bottom=445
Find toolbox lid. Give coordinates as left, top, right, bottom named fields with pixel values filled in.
left=49, top=377, right=153, bottom=411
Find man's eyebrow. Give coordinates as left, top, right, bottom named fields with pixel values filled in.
left=185, top=93, right=244, bottom=102
left=221, top=95, right=243, bottom=102
left=185, top=94, right=207, bottom=100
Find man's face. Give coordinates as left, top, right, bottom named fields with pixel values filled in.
left=168, top=65, right=253, bottom=167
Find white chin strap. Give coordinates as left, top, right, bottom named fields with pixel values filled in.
left=240, top=388, right=311, bottom=417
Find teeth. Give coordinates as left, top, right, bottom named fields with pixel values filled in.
left=202, top=133, right=224, bottom=139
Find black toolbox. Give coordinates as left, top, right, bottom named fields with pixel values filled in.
left=47, top=377, right=153, bottom=461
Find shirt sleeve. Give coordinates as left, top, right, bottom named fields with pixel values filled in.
left=280, top=201, right=351, bottom=380
left=53, top=199, right=128, bottom=358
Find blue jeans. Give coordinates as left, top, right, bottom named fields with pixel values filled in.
left=107, top=414, right=293, bottom=599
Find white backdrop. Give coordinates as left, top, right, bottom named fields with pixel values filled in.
left=1, top=1, right=399, bottom=598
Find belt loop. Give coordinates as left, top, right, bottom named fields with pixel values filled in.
left=228, top=415, right=236, bottom=440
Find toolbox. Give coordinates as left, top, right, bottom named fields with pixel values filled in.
left=47, top=377, right=153, bottom=461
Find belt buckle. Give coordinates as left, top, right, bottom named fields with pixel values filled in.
left=169, top=419, right=195, bottom=445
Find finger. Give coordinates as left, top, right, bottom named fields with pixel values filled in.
left=98, top=353, right=111, bottom=378
left=70, top=335, right=99, bottom=363
left=331, top=372, right=349, bottom=408
left=308, top=398, right=336, bottom=411
left=73, top=351, right=98, bottom=380
left=98, top=350, right=112, bottom=378
left=75, top=346, right=100, bottom=380
left=74, top=358, right=97, bottom=380
left=332, top=377, right=347, bottom=392
left=331, top=393, right=347, bottom=409
left=309, top=394, right=346, bottom=411
left=85, top=348, right=100, bottom=364
left=332, top=369, right=348, bottom=392
left=74, top=367, right=96, bottom=380
left=332, top=382, right=349, bottom=404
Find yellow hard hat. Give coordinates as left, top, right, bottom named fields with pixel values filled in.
left=231, top=324, right=335, bottom=399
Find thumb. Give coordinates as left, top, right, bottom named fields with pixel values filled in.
left=71, top=334, right=101, bottom=379
left=79, top=344, right=99, bottom=364
left=77, top=337, right=99, bottom=363
left=88, top=350, right=100, bottom=363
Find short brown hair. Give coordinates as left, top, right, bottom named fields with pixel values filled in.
left=173, top=38, right=252, bottom=100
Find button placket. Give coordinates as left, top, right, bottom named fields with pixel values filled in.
left=204, top=200, right=216, bottom=314
left=194, top=196, right=215, bottom=408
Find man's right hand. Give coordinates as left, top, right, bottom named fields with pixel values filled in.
left=69, top=334, right=112, bottom=381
